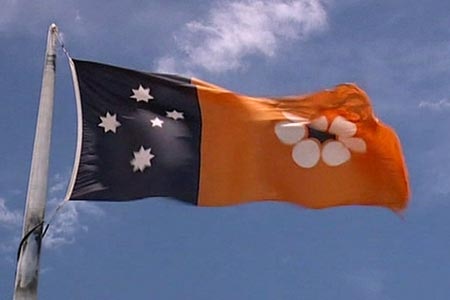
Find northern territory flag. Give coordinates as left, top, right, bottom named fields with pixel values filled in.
left=65, top=59, right=410, bottom=211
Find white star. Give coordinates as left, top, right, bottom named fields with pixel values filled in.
left=98, top=112, right=121, bottom=133
left=150, top=117, right=164, bottom=128
left=166, top=110, right=184, bottom=120
left=130, top=84, right=154, bottom=102
left=130, top=146, right=155, bottom=172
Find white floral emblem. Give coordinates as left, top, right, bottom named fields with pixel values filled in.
left=275, top=112, right=367, bottom=168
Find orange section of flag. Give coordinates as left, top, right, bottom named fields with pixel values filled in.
left=194, top=79, right=409, bottom=211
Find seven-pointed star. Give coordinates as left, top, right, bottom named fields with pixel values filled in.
left=166, top=110, right=184, bottom=120
left=130, top=84, right=154, bottom=102
left=130, top=146, right=155, bottom=172
left=150, top=117, right=164, bottom=128
left=98, top=112, right=121, bottom=133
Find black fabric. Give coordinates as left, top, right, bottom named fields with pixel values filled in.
left=69, top=59, right=201, bottom=204
left=307, top=126, right=336, bottom=143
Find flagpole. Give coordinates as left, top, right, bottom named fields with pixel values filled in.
left=14, top=23, right=58, bottom=300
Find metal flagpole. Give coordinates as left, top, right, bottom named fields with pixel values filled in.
left=13, top=23, right=58, bottom=300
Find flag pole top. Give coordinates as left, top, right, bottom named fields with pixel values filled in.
left=49, top=23, right=58, bottom=36
left=46, top=24, right=58, bottom=56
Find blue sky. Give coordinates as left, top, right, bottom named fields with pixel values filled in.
left=1, top=0, right=450, bottom=299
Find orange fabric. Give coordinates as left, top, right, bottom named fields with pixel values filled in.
left=193, top=79, right=410, bottom=211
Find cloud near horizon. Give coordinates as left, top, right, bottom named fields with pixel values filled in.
left=156, top=0, right=328, bottom=74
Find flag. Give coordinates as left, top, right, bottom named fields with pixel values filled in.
left=65, top=59, right=410, bottom=211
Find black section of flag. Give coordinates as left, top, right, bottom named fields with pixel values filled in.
left=69, top=60, right=201, bottom=204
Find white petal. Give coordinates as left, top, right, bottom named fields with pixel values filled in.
left=328, top=116, right=357, bottom=137
left=282, top=112, right=309, bottom=124
left=292, top=139, right=320, bottom=168
left=310, top=116, right=328, bottom=131
left=275, top=121, right=306, bottom=145
left=339, top=137, right=367, bottom=153
left=322, top=141, right=351, bottom=166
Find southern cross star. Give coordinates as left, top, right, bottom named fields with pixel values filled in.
left=130, top=146, right=155, bottom=172
left=150, top=117, right=164, bottom=128
left=98, top=112, right=121, bottom=133
left=130, top=84, right=154, bottom=102
left=166, top=110, right=184, bottom=120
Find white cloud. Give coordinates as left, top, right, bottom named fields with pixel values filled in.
left=0, top=197, right=22, bottom=260
left=0, top=172, right=105, bottom=257
left=156, top=0, right=327, bottom=74
left=0, top=197, right=22, bottom=227
left=419, top=99, right=450, bottom=111
left=42, top=173, right=104, bottom=249
left=43, top=200, right=104, bottom=249
left=0, top=174, right=86, bottom=255
left=49, top=173, right=67, bottom=194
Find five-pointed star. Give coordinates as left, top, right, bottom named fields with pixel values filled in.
left=150, top=117, right=164, bottom=128
left=130, top=146, right=155, bottom=172
left=130, top=84, right=154, bottom=102
left=98, top=112, right=121, bottom=133
left=166, top=110, right=184, bottom=120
